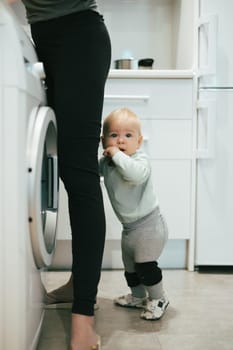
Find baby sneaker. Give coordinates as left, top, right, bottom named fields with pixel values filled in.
left=140, top=295, right=169, bottom=320
left=114, top=294, right=147, bottom=308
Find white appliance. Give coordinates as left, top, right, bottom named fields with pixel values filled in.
left=195, top=0, right=233, bottom=267
left=0, top=3, right=58, bottom=349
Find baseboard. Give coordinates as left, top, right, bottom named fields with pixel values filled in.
left=196, top=265, right=233, bottom=273
left=49, top=239, right=187, bottom=270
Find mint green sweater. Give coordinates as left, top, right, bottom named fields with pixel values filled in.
left=99, top=150, right=159, bottom=224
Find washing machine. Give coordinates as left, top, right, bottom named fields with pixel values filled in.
left=0, top=3, right=58, bottom=349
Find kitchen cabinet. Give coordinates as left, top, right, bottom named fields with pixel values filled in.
left=101, top=76, right=195, bottom=269
left=97, top=0, right=198, bottom=270
left=103, top=78, right=193, bottom=120
left=51, top=0, right=198, bottom=270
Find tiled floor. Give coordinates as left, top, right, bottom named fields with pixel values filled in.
left=38, top=269, right=233, bottom=350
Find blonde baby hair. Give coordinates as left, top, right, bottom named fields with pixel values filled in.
left=103, top=107, right=142, bottom=136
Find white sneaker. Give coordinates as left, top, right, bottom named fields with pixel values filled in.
left=140, top=295, right=169, bottom=320
left=114, top=294, right=147, bottom=308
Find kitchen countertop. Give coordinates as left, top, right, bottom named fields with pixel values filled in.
left=108, top=69, right=195, bottom=79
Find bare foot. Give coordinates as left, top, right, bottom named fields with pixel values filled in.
left=70, top=314, right=100, bottom=350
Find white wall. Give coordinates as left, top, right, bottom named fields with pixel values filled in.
left=98, top=0, right=195, bottom=70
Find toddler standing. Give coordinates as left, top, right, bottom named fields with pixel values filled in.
left=99, top=108, right=169, bottom=320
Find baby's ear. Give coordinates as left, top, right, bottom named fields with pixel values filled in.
left=138, top=135, right=143, bottom=148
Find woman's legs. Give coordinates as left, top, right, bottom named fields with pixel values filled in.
left=31, top=10, right=111, bottom=349
left=70, top=314, right=100, bottom=350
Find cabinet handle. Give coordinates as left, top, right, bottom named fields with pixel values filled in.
left=196, top=99, right=216, bottom=159
left=104, top=94, right=150, bottom=102
left=198, top=14, right=217, bottom=77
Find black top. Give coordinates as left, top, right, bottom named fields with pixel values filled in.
left=21, top=0, right=98, bottom=24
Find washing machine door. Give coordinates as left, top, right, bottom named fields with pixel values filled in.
left=27, top=106, right=58, bottom=268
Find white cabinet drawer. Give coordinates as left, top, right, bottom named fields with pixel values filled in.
left=101, top=77, right=193, bottom=241
left=101, top=160, right=192, bottom=240
left=101, top=181, right=121, bottom=240
left=56, top=181, right=72, bottom=239
left=151, top=160, right=191, bottom=239
left=141, top=119, right=192, bottom=159
left=99, top=119, right=192, bottom=159
left=103, top=78, right=193, bottom=120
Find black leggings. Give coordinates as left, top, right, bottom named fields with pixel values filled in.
left=31, top=10, right=111, bottom=316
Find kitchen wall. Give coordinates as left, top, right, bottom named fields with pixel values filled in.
left=98, top=0, right=195, bottom=69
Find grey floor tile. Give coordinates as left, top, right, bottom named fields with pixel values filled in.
left=158, top=334, right=233, bottom=350
left=37, top=338, right=69, bottom=350
left=101, top=331, right=162, bottom=350
left=37, top=309, right=70, bottom=350
left=37, top=270, right=233, bottom=350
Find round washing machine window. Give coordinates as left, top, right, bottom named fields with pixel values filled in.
left=27, top=106, right=59, bottom=268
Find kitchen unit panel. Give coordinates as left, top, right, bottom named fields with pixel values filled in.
left=101, top=160, right=192, bottom=240
left=103, top=78, right=193, bottom=120
left=56, top=181, right=71, bottom=240
left=151, top=160, right=192, bottom=239
left=102, top=160, right=191, bottom=240
left=141, top=119, right=192, bottom=159
left=101, top=181, right=122, bottom=240
left=54, top=78, right=194, bottom=255
left=102, top=77, right=194, bottom=243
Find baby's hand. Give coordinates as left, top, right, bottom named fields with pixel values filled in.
left=103, top=146, right=119, bottom=158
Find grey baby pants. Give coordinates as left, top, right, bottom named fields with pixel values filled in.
left=121, top=207, right=168, bottom=273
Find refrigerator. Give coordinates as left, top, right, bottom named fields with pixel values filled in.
left=195, top=0, right=233, bottom=267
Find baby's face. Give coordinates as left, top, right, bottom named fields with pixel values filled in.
left=103, top=117, right=143, bottom=156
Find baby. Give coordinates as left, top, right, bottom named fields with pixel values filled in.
left=99, top=108, right=169, bottom=320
